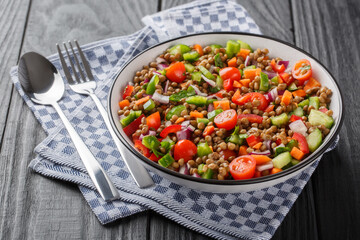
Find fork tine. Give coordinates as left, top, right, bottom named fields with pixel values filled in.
left=57, top=43, right=76, bottom=85
left=75, top=40, right=94, bottom=80
left=63, top=42, right=81, bottom=83
left=69, top=41, right=87, bottom=82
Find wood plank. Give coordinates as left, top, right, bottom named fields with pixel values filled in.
left=292, top=0, right=360, bottom=239
left=0, top=0, right=158, bottom=239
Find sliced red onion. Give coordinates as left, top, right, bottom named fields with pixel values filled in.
left=152, top=91, right=169, bottom=104
left=278, top=60, right=289, bottom=69
left=262, top=70, right=277, bottom=79
left=144, top=78, right=150, bottom=83
left=156, top=57, right=167, bottom=64
left=139, top=130, right=156, bottom=140
left=209, top=65, right=215, bottom=73
left=153, top=71, right=162, bottom=75
left=256, top=161, right=274, bottom=172
left=164, top=80, right=170, bottom=94
left=177, top=129, right=191, bottom=140
left=277, top=90, right=285, bottom=95
left=179, top=164, right=189, bottom=175
left=267, top=87, right=278, bottom=102
left=250, top=150, right=271, bottom=156
left=289, top=120, right=308, bottom=137
left=244, top=56, right=250, bottom=66
left=190, top=84, right=207, bottom=97
left=207, top=94, right=221, bottom=100
left=192, top=172, right=201, bottom=178
left=201, top=74, right=217, bottom=87
left=208, top=103, right=214, bottom=112
left=181, top=120, right=190, bottom=128
left=187, top=125, right=195, bottom=132
left=157, top=63, right=169, bottom=70
left=264, top=140, right=271, bottom=150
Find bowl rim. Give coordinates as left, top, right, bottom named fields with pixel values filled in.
left=107, top=32, right=344, bottom=185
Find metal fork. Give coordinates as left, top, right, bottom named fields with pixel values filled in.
left=57, top=40, right=154, bottom=189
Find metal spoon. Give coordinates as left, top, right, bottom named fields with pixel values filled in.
left=18, top=52, right=120, bottom=201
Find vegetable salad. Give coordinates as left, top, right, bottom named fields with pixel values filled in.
left=117, top=40, right=334, bottom=180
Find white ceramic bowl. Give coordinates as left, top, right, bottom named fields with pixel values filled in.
left=107, top=33, right=344, bottom=193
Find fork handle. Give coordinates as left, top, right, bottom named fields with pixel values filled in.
left=89, top=93, right=154, bottom=188
left=52, top=102, right=120, bottom=201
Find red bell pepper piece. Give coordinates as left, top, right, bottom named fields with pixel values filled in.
left=160, top=125, right=182, bottom=138
left=292, top=132, right=309, bottom=154
left=223, top=79, right=234, bottom=91
left=289, top=114, right=302, bottom=122
left=123, top=114, right=145, bottom=137
left=231, top=89, right=241, bottom=105
left=279, top=72, right=294, bottom=85
left=134, top=139, right=151, bottom=157
left=238, top=114, right=263, bottom=124
left=148, top=153, right=161, bottom=162
left=270, top=59, right=286, bottom=73
left=122, top=85, right=134, bottom=99
left=246, top=135, right=262, bottom=148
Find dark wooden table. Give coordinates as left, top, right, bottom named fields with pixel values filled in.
left=1, top=0, right=359, bottom=239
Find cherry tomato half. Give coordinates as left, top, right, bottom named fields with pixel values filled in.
left=236, top=92, right=268, bottom=111
left=122, top=85, right=134, bottom=99
left=166, top=62, right=186, bottom=83
left=174, top=140, right=197, bottom=162
left=214, top=109, right=237, bottom=130
left=146, top=112, right=161, bottom=130
left=237, top=114, right=263, bottom=124
left=292, top=59, right=312, bottom=83
left=220, top=149, right=237, bottom=160
left=219, top=67, right=241, bottom=82
left=229, top=155, right=256, bottom=180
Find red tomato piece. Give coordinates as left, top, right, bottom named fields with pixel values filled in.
left=223, top=79, right=234, bottom=91
left=123, top=114, right=145, bottom=137
left=246, top=135, right=262, bottom=148
left=174, top=140, right=197, bottom=162
left=279, top=72, right=294, bottom=86
left=232, top=89, right=241, bottom=105
left=122, top=85, right=134, bottom=99
left=134, top=139, right=151, bottom=157
left=149, top=153, right=161, bottom=162
left=160, top=125, right=182, bottom=138
left=219, top=67, right=241, bottom=82
left=146, top=112, right=161, bottom=130
left=238, top=114, right=263, bottom=124
left=270, top=59, right=286, bottom=73
left=289, top=114, right=302, bottom=122
left=229, top=155, right=256, bottom=180
left=220, top=149, right=237, bottom=160
left=236, top=92, right=268, bottom=111
left=166, top=62, right=186, bottom=83
left=292, top=132, right=309, bottom=154
left=292, top=59, right=312, bottom=82
left=214, top=109, right=237, bottom=130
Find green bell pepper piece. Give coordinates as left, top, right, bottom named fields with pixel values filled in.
left=309, top=97, right=320, bottom=110
left=237, top=40, right=253, bottom=52
left=274, top=146, right=290, bottom=157
left=169, top=44, right=191, bottom=56
left=186, top=96, right=208, bottom=106
left=259, top=72, right=269, bottom=91
left=214, top=53, right=224, bottom=68
left=146, top=75, right=159, bottom=95
left=206, top=98, right=217, bottom=105
left=185, top=63, right=195, bottom=73
left=169, top=86, right=196, bottom=102
left=270, top=76, right=279, bottom=85
left=198, top=65, right=215, bottom=80
left=143, top=99, right=156, bottom=111
left=202, top=168, right=214, bottom=179
left=120, top=110, right=142, bottom=127
left=191, top=71, right=202, bottom=82
left=166, top=105, right=186, bottom=120
left=287, top=82, right=298, bottom=91
left=225, top=40, right=240, bottom=58
left=160, top=137, right=175, bottom=154
left=210, top=86, right=221, bottom=93
left=207, top=109, right=223, bottom=121
left=244, top=65, right=256, bottom=70
left=197, top=118, right=209, bottom=125
left=183, top=51, right=200, bottom=62
left=158, top=153, right=175, bottom=168
left=210, top=44, right=222, bottom=53
left=298, top=99, right=309, bottom=108
left=197, top=142, right=212, bottom=157
left=197, top=164, right=205, bottom=175
left=142, top=135, right=163, bottom=157
left=286, top=139, right=298, bottom=150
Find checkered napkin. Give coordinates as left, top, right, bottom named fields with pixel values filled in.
left=10, top=0, right=339, bottom=239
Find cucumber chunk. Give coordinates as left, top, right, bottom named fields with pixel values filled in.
left=308, top=109, right=334, bottom=128
left=237, top=40, right=253, bottom=52
left=309, top=97, right=320, bottom=110
left=271, top=113, right=289, bottom=127
left=298, top=99, right=309, bottom=108
left=272, top=152, right=292, bottom=169
left=292, top=107, right=304, bottom=117
left=306, top=128, right=323, bottom=152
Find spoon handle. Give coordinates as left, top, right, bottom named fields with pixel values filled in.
left=52, top=102, right=120, bottom=201
left=89, top=93, right=154, bottom=188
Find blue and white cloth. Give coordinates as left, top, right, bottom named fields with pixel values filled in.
left=10, top=1, right=338, bottom=239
